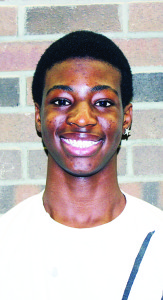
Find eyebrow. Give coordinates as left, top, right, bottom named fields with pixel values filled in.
left=91, top=85, right=118, bottom=96
left=46, top=85, right=73, bottom=96
left=46, top=84, right=118, bottom=96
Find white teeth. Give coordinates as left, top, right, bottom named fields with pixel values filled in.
left=63, top=139, right=99, bottom=148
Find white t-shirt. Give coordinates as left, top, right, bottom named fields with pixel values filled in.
left=0, top=191, right=162, bottom=300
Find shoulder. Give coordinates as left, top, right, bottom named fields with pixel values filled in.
left=123, top=192, right=163, bottom=231
left=0, top=191, right=44, bottom=240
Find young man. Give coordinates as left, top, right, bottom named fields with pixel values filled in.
left=0, top=31, right=162, bottom=300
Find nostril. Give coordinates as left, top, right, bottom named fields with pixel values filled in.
left=67, top=121, right=96, bottom=128
left=66, top=109, right=97, bottom=127
left=67, top=117, right=97, bottom=127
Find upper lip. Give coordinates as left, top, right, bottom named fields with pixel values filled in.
left=60, top=132, right=104, bottom=142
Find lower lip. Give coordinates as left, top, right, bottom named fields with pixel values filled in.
left=60, top=138, right=103, bottom=156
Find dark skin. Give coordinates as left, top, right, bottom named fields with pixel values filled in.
left=35, top=58, right=132, bottom=228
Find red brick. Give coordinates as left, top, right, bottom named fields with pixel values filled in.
left=129, top=3, right=163, bottom=32
left=131, top=109, right=163, bottom=140
left=13, top=183, right=162, bottom=210
left=119, top=182, right=142, bottom=199
left=114, top=38, right=163, bottom=67
left=0, top=7, right=17, bottom=36
left=0, top=38, right=162, bottom=72
left=120, top=182, right=163, bottom=210
left=0, top=113, right=40, bottom=142
left=0, top=41, right=51, bottom=71
left=133, top=146, right=163, bottom=176
left=14, top=185, right=44, bottom=205
left=4, top=110, right=161, bottom=143
left=26, top=5, right=121, bottom=35
left=26, top=77, right=33, bottom=105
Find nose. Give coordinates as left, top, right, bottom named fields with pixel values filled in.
left=66, top=101, right=97, bottom=128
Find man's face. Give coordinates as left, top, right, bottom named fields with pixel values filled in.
left=36, top=58, right=128, bottom=176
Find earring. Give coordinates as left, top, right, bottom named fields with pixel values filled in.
left=123, top=128, right=131, bottom=140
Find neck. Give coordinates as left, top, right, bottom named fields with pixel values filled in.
left=43, top=154, right=125, bottom=228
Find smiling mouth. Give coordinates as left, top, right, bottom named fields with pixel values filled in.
left=60, top=137, right=103, bottom=156
left=62, top=138, right=100, bottom=148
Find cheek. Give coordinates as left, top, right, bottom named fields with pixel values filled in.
left=98, top=114, right=122, bottom=133
left=98, top=116, right=111, bottom=131
left=41, top=118, right=54, bottom=137
left=41, top=112, right=65, bottom=136
left=98, top=114, right=123, bottom=148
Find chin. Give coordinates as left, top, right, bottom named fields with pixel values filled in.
left=62, top=161, right=107, bottom=178
left=65, top=169, right=99, bottom=178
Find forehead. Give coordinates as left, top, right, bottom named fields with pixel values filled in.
left=44, top=58, right=121, bottom=92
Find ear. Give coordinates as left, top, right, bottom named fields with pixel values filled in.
left=122, top=103, right=132, bottom=134
left=35, top=103, right=42, bottom=135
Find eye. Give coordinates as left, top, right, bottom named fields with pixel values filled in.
left=51, top=98, right=71, bottom=106
left=95, top=99, right=112, bottom=107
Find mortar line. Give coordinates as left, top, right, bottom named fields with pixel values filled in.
left=132, top=66, right=163, bottom=73
left=118, top=175, right=163, bottom=184
left=121, top=3, right=128, bottom=37
left=0, top=31, right=163, bottom=43
left=0, top=107, right=35, bottom=113
left=1, top=175, right=163, bottom=186
left=0, top=142, right=43, bottom=150
left=121, top=139, right=163, bottom=147
left=17, top=5, right=26, bottom=37
left=0, top=71, right=34, bottom=77
left=0, top=68, right=162, bottom=78
left=0, top=179, right=46, bottom=185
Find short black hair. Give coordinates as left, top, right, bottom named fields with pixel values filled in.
left=32, top=30, right=133, bottom=108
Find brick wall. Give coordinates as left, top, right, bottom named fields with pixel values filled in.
left=0, top=0, right=163, bottom=214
